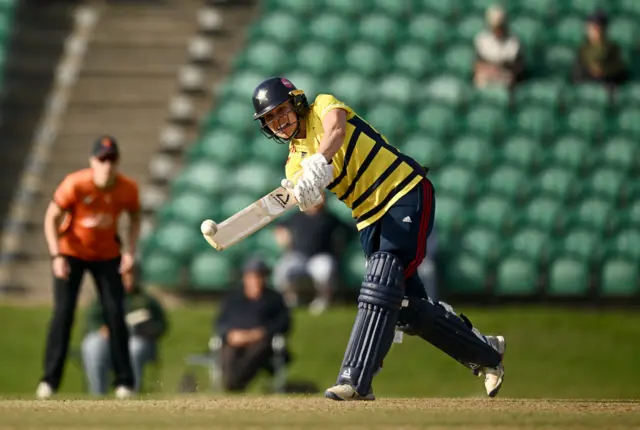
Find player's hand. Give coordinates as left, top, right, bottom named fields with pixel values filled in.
left=120, top=251, right=135, bottom=274
left=52, top=255, right=70, bottom=280
left=294, top=178, right=324, bottom=211
left=301, top=154, right=334, bottom=188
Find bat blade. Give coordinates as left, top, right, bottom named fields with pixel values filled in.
left=203, top=186, right=296, bottom=251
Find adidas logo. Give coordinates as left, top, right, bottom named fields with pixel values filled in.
left=402, top=216, right=412, bottom=223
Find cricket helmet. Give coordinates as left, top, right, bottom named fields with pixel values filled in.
left=252, top=77, right=309, bottom=144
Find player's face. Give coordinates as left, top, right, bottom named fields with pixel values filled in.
left=243, top=272, right=265, bottom=299
left=264, top=102, right=298, bottom=139
left=90, top=155, right=119, bottom=187
left=586, top=22, right=603, bottom=43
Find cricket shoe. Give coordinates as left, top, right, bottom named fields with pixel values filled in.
left=36, top=382, right=53, bottom=400
left=482, top=335, right=506, bottom=398
left=115, top=386, right=133, bottom=399
left=324, top=384, right=376, bottom=401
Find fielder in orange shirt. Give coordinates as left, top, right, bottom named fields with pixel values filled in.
left=36, top=136, right=139, bottom=400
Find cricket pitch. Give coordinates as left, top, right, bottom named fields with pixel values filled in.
left=1, top=397, right=639, bottom=429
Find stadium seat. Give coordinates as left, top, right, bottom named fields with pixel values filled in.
left=608, top=18, right=638, bottom=51
left=216, top=71, right=265, bottom=102
left=407, top=14, right=451, bottom=48
left=617, top=201, right=640, bottom=229
left=562, top=228, right=600, bottom=261
left=484, top=164, right=528, bottom=201
left=154, top=221, right=201, bottom=258
left=264, top=0, right=314, bottom=16
left=565, top=107, right=607, bottom=141
left=543, top=45, right=575, bottom=76
left=344, top=243, right=366, bottom=290
left=451, top=135, right=492, bottom=169
left=520, top=196, right=562, bottom=232
left=141, top=253, right=182, bottom=287
left=495, top=257, right=538, bottom=296
left=444, top=253, right=487, bottom=294
left=393, top=44, right=436, bottom=79
left=168, top=191, right=218, bottom=227
left=462, top=227, right=502, bottom=262
left=548, top=257, right=590, bottom=296
left=219, top=193, right=260, bottom=220
left=323, top=0, right=364, bottom=18
left=550, top=135, right=589, bottom=171
left=241, top=41, right=291, bottom=76
left=416, top=105, right=457, bottom=138
left=443, top=45, right=475, bottom=79
left=372, top=0, right=409, bottom=18
left=309, top=13, right=352, bottom=46
left=233, top=162, right=282, bottom=195
left=608, top=229, right=640, bottom=260
left=472, top=195, right=513, bottom=230
left=376, top=74, right=418, bottom=106
left=618, top=0, right=640, bottom=17
left=297, top=42, right=342, bottom=78
left=434, top=193, right=464, bottom=237
left=364, top=105, right=409, bottom=141
left=329, top=73, right=372, bottom=108
left=284, top=70, right=322, bottom=101
left=617, top=108, right=640, bottom=138
left=325, top=193, right=354, bottom=225
left=510, top=16, right=546, bottom=49
left=616, top=82, right=640, bottom=107
left=601, top=136, right=638, bottom=171
left=535, top=167, right=578, bottom=201
left=417, top=0, right=460, bottom=19
left=358, top=13, right=399, bottom=47
left=515, top=107, right=558, bottom=140
left=190, top=252, right=233, bottom=291
left=190, top=129, right=245, bottom=164
left=510, top=227, right=549, bottom=262
left=421, top=75, right=469, bottom=109
left=204, top=102, right=256, bottom=135
left=465, top=105, right=507, bottom=138
left=566, top=84, right=611, bottom=110
left=569, top=198, right=613, bottom=233
left=402, top=134, right=446, bottom=168
left=472, top=86, right=511, bottom=110
left=170, top=161, right=228, bottom=197
left=249, top=13, right=303, bottom=49
left=585, top=168, right=625, bottom=201
left=501, top=135, right=541, bottom=171
left=457, top=16, right=484, bottom=43
left=517, top=0, right=559, bottom=20
left=564, top=0, right=614, bottom=17
left=554, top=16, right=584, bottom=47
left=514, top=79, right=564, bottom=110
left=433, top=165, right=476, bottom=200
left=344, top=42, right=387, bottom=78
left=601, top=258, right=639, bottom=297
left=248, top=134, right=289, bottom=167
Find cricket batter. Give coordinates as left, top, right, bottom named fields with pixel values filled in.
left=251, top=77, right=506, bottom=401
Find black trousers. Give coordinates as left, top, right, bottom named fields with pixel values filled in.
left=220, top=338, right=275, bottom=392
left=41, top=255, right=134, bottom=391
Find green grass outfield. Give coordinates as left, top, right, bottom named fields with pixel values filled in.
left=1, top=303, right=639, bottom=399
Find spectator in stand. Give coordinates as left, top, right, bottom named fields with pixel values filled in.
left=572, top=11, right=628, bottom=87
left=214, top=257, right=291, bottom=392
left=272, top=201, right=353, bottom=314
left=81, top=265, right=167, bottom=395
left=473, top=4, right=525, bottom=89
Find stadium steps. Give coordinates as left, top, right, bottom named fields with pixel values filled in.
left=0, top=1, right=77, bottom=234
left=11, top=1, right=203, bottom=301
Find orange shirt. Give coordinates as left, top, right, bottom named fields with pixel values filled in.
left=53, top=168, right=140, bottom=261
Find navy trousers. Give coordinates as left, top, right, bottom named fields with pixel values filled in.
left=358, top=178, right=436, bottom=299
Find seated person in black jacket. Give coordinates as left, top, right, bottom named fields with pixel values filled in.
left=214, top=257, right=291, bottom=392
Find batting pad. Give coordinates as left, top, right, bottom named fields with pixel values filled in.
left=397, top=297, right=501, bottom=372
left=337, top=252, right=405, bottom=396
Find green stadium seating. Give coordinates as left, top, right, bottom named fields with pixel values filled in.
left=521, top=196, right=562, bottom=232
left=510, top=228, right=549, bottom=262
left=451, top=135, right=492, bottom=169
left=445, top=253, right=487, bottom=294
left=358, top=13, right=399, bottom=47
left=141, top=0, right=640, bottom=299
left=501, top=135, right=541, bottom=170
left=407, top=15, right=451, bottom=48
left=600, top=136, right=637, bottom=170
left=345, top=43, right=387, bottom=78
left=141, top=253, right=182, bottom=287
left=548, top=258, right=590, bottom=296
left=472, top=195, right=512, bottom=230
left=190, top=251, right=233, bottom=291
left=551, top=135, right=589, bottom=171
left=484, top=164, right=528, bottom=201
left=495, top=257, right=538, bottom=296
left=601, top=258, right=639, bottom=297
left=562, top=228, right=600, bottom=261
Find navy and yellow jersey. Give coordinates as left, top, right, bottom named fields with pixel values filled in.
left=285, top=94, right=426, bottom=230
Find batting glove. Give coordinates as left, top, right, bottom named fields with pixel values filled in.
left=301, top=154, right=334, bottom=189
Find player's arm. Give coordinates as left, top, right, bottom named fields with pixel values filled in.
left=45, top=177, right=75, bottom=257
left=317, top=108, right=347, bottom=162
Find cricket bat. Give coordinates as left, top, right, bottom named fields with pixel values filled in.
left=200, top=186, right=297, bottom=251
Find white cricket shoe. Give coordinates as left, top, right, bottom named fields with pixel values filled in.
left=114, top=386, right=133, bottom=399
left=325, top=384, right=376, bottom=401
left=482, top=335, right=506, bottom=398
left=36, top=382, right=53, bottom=400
